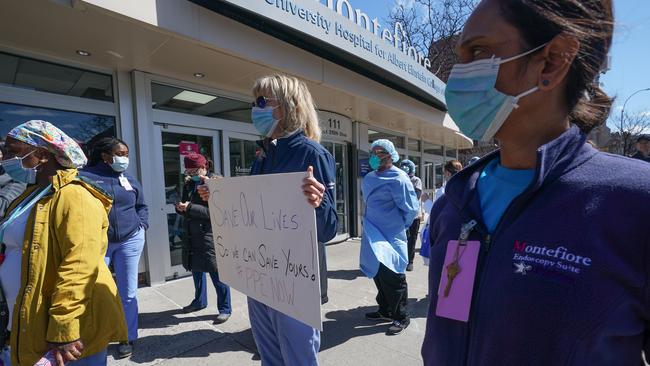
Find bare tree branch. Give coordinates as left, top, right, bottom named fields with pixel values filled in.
left=608, top=110, right=650, bottom=155
left=386, top=0, right=478, bottom=80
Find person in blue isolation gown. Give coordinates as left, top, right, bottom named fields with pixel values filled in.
left=360, top=139, right=418, bottom=336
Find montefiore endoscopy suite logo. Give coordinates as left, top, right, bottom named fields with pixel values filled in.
left=512, top=240, right=592, bottom=275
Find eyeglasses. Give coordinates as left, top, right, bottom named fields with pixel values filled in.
left=252, top=96, right=277, bottom=109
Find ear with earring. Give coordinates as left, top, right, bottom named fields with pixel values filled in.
left=542, top=79, right=550, bottom=86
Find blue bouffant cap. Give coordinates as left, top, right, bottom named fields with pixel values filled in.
left=399, top=159, right=416, bottom=174
left=370, top=139, right=399, bottom=162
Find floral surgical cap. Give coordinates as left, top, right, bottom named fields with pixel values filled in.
left=7, top=120, right=87, bottom=168
left=370, top=139, right=399, bottom=162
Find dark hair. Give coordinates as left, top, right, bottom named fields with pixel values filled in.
left=444, top=160, right=463, bottom=175
left=88, top=137, right=128, bottom=167
left=499, top=0, right=614, bottom=133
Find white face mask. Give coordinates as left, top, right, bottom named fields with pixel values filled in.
left=111, top=156, right=129, bottom=172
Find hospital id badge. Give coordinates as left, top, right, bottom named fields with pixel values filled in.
left=435, top=240, right=480, bottom=322
left=119, top=175, right=134, bottom=191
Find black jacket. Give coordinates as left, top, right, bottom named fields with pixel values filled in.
left=177, top=178, right=218, bottom=273
left=631, top=151, right=650, bottom=163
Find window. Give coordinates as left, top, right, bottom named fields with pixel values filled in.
left=408, top=139, right=421, bottom=153
left=368, top=129, right=405, bottom=149
left=152, top=83, right=251, bottom=123
left=423, top=161, right=434, bottom=190
left=0, top=52, right=114, bottom=102
left=446, top=148, right=458, bottom=159
left=0, top=102, right=116, bottom=152
left=423, top=141, right=443, bottom=156
left=229, top=138, right=258, bottom=177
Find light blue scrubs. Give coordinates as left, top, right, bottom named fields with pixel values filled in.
left=248, top=298, right=320, bottom=366
left=104, top=227, right=146, bottom=341
left=360, top=166, right=419, bottom=277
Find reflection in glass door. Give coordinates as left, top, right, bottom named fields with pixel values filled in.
left=223, top=131, right=259, bottom=178
left=229, top=138, right=258, bottom=177
left=322, top=141, right=349, bottom=241
left=157, top=127, right=219, bottom=278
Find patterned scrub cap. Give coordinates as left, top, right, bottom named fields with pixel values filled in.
left=7, top=120, right=88, bottom=168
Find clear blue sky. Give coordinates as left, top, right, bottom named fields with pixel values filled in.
left=348, top=0, right=650, bottom=130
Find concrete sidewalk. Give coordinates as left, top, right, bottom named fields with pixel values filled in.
left=108, top=239, right=429, bottom=365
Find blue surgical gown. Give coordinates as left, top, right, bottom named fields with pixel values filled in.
left=360, top=166, right=419, bottom=277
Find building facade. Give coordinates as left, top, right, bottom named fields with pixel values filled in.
left=0, top=0, right=471, bottom=284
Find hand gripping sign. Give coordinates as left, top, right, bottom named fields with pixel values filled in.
left=207, top=172, right=322, bottom=330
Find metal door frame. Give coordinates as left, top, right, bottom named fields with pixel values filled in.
left=323, top=141, right=350, bottom=243
left=152, top=124, right=221, bottom=280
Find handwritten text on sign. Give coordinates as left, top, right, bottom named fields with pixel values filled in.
left=207, top=172, right=322, bottom=330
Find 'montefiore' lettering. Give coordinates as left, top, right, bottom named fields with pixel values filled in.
left=311, top=0, right=431, bottom=67
left=522, top=244, right=592, bottom=267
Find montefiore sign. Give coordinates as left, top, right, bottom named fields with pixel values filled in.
left=310, top=0, right=432, bottom=69
left=214, top=0, right=445, bottom=104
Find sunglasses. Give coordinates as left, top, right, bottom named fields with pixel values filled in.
left=370, top=150, right=389, bottom=156
left=252, top=96, right=277, bottom=109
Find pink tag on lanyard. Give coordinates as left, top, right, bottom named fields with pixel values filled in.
left=435, top=240, right=481, bottom=322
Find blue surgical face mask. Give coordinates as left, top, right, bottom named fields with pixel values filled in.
left=445, top=43, right=547, bottom=141
left=369, top=154, right=381, bottom=170
left=111, top=156, right=129, bottom=172
left=1, top=150, right=39, bottom=184
left=252, top=106, right=281, bottom=138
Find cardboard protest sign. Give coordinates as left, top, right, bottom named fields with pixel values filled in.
left=207, top=172, right=322, bottom=330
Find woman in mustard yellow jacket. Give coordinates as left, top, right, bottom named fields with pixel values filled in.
left=0, top=120, right=126, bottom=366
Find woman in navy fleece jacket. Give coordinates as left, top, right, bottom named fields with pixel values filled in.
left=81, top=137, right=148, bottom=360
left=422, top=0, right=650, bottom=365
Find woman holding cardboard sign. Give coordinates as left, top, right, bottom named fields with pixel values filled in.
left=199, top=74, right=337, bottom=366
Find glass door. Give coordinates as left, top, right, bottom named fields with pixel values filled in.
left=322, top=141, right=350, bottom=242
left=153, top=124, right=220, bottom=279
left=423, top=159, right=445, bottom=200
left=423, top=160, right=435, bottom=199
left=222, top=131, right=260, bottom=177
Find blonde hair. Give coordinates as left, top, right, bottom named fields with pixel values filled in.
left=252, top=74, right=321, bottom=142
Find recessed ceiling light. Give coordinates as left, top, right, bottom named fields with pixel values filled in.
left=76, top=50, right=91, bottom=56
left=107, top=50, right=123, bottom=59
left=172, top=90, right=217, bottom=104
left=193, top=73, right=205, bottom=78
